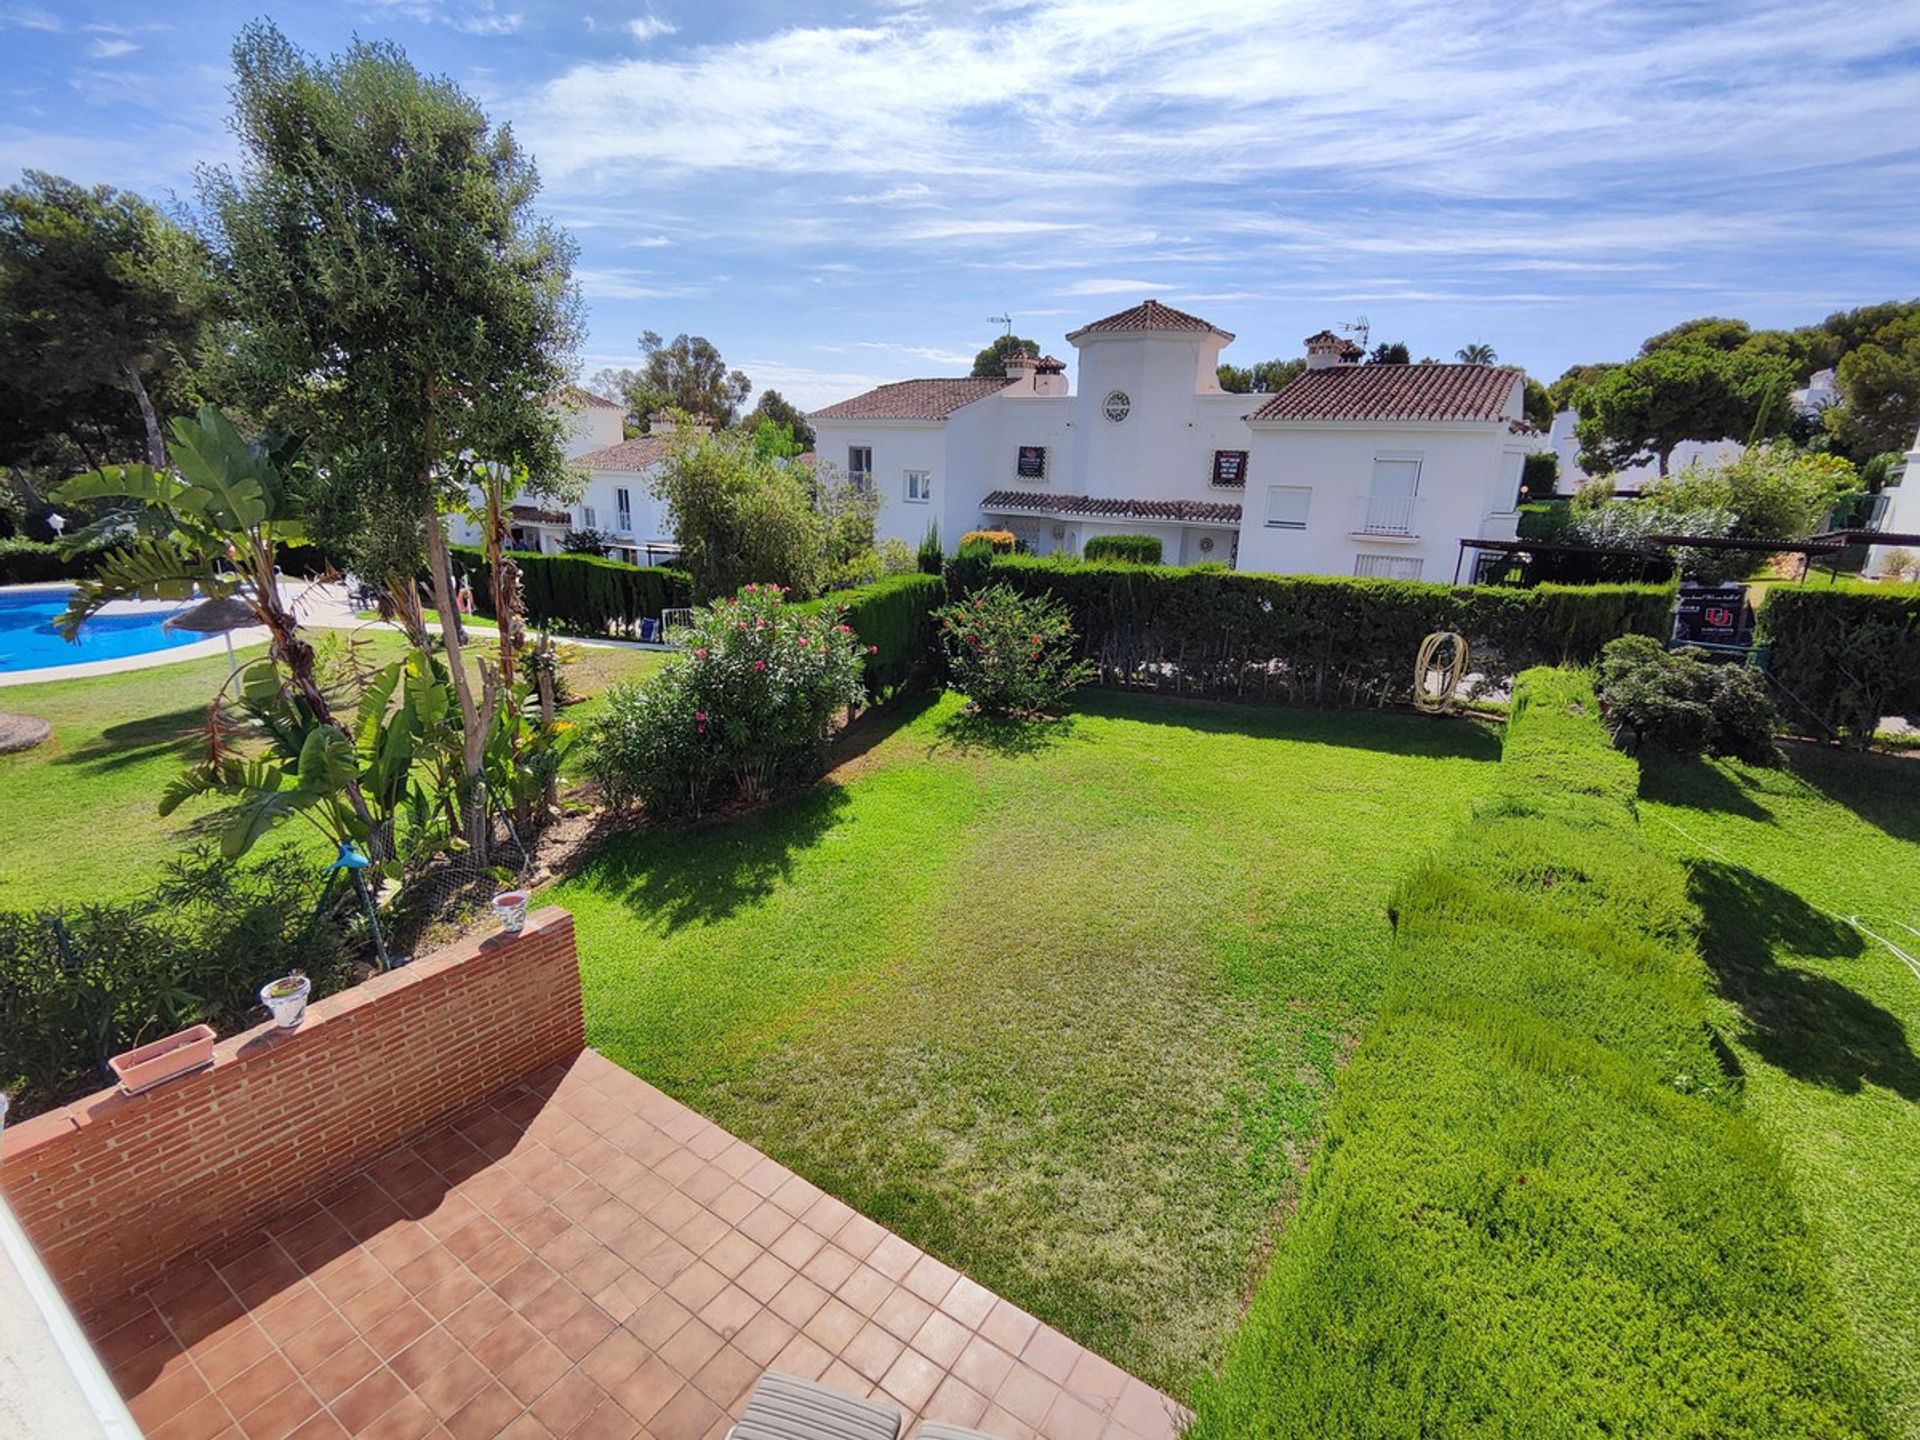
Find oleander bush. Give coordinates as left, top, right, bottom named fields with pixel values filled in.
left=0, top=849, right=346, bottom=1118
left=1082, top=534, right=1163, bottom=564
left=1596, top=634, right=1778, bottom=762
left=451, top=544, right=690, bottom=637
left=800, top=571, right=945, bottom=697
left=986, top=555, right=1673, bottom=705
left=935, top=582, right=1093, bottom=717
left=1188, top=667, right=1887, bottom=1438
left=585, top=584, right=864, bottom=817
left=1758, top=581, right=1920, bottom=745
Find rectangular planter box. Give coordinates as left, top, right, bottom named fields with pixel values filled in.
left=108, top=1025, right=218, bottom=1096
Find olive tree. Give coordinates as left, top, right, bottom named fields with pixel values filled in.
left=202, top=22, right=581, bottom=858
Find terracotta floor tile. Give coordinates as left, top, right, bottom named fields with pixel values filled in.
left=282, top=1311, right=357, bottom=1372
left=663, top=1261, right=727, bottom=1315
left=657, top=1318, right=725, bottom=1378
left=529, top=1368, right=602, bottom=1436
left=922, top=1375, right=991, bottom=1430
left=801, top=1297, right=865, bottom=1355
left=572, top=1397, right=641, bottom=1440
left=731, top=1308, right=796, bottom=1367
left=341, top=1277, right=410, bottom=1335
left=872, top=1288, right=933, bottom=1344
left=952, top=1337, right=1016, bottom=1398
left=578, top=1328, right=649, bottom=1390
left=411, top=1349, right=491, bottom=1422
left=610, top=1354, right=683, bottom=1426
left=329, top=1366, right=410, bottom=1435
left=834, top=1266, right=893, bottom=1318
left=879, top=1346, right=943, bottom=1413
left=647, top=1383, right=722, bottom=1440
left=768, top=1333, right=833, bottom=1384
left=996, top=1364, right=1061, bottom=1428
left=223, top=1351, right=300, bottom=1419
left=442, top=1291, right=516, bottom=1352
left=494, top=1256, right=562, bottom=1312
left=236, top=1381, right=322, bottom=1440
left=979, top=1298, right=1038, bottom=1357
left=306, top=1338, right=381, bottom=1404
left=390, top=1327, right=467, bottom=1391
left=499, top=1339, right=573, bottom=1405
left=362, top=1301, right=436, bottom=1361
left=733, top=1253, right=793, bottom=1306
left=626, top=1291, right=695, bottom=1349
left=766, top=1275, right=829, bottom=1329
left=551, top=1300, right=618, bottom=1361
left=468, top=1309, right=544, bottom=1373
left=1045, top=1388, right=1109, bottom=1440
left=912, top=1310, right=972, bottom=1370
left=127, top=1356, right=213, bottom=1431
left=1023, top=1324, right=1081, bottom=1383
left=196, top=1321, right=277, bottom=1389
left=257, top=1285, right=337, bottom=1348
left=356, top=1390, right=441, bottom=1440
left=690, top=1344, right=760, bottom=1410
left=444, top=1380, right=524, bottom=1440
left=842, top=1321, right=906, bottom=1385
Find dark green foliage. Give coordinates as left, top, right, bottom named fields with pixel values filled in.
left=1082, top=534, right=1163, bottom=564
left=560, top=528, right=614, bottom=556
left=0, top=848, right=346, bottom=1117
left=985, top=555, right=1672, bottom=705
left=1596, top=634, right=1778, bottom=761
left=0, top=536, right=103, bottom=584
left=1521, top=450, right=1559, bottom=497
left=1189, top=668, right=1887, bottom=1439
left=450, top=545, right=690, bottom=638
left=935, top=583, right=1094, bottom=716
left=800, top=572, right=945, bottom=697
left=1758, top=582, right=1920, bottom=744
left=943, top=538, right=999, bottom=599
left=971, top=333, right=1039, bottom=378
left=916, top=523, right=943, bottom=576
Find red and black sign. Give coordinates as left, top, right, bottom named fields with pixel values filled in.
left=1212, top=450, right=1248, bottom=487
left=1016, top=445, right=1047, bottom=479
left=1672, top=582, right=1754, bottom=649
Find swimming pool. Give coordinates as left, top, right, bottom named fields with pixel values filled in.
left=0, top=586, right=202, bottom=673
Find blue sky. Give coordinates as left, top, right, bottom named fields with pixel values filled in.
left=3, top=0, right=1918, bottom=409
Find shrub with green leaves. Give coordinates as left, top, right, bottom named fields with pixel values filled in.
left=1082, top=534, right=1163, bottom=564
left=1188, top=668, right=1884, bottom=1438
left=1596, top=634, right=1777, bottom=761
left=453, top=545, right=689, bottom=637
left=586, top=583, right=865, bottom=817
left=1759, top=581, right=1920, bottom=745
left=0, top=848, right=346, bottom=1117
left=935, top=582, right=1093, bottom=716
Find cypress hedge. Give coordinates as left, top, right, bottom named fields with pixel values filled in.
left=799, top=571, right=946, bottom=698
left=1758, top=581, right=1920, bottom=744
left=450, top=545, right=691, bottom=638
left=1188, top=668, right=1887, bottom=1438
left=1082, top=534, right=1163, bottom=564
left=0, top=537, right=105, bottom=585
left=985, top=555, right=1672, bottom=705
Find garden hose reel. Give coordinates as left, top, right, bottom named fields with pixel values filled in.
left=1414, top=631, right=1470, bottom=713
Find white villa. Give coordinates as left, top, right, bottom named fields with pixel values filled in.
left=809, top=301, right=1533, bottom=582
left=451, top=387, right=682, bottom=565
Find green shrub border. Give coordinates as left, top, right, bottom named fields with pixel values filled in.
left=985, top=555, right=1673, bottom=705
left=1758, top=581, right=1920, bottom=745
left=0, top=537, right=107, bottom=585
left=797, top=571, right=946, bottom=699
left=1188, top=668, right=1886, bottom=1437
left=450, top=545, right=691, bottom=639
left=1082, top=534, right=1163, bottom=564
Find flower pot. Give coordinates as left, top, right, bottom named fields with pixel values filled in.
left=260, top=974, right=311, bottom=1029
left=491, top=890, right=530, bottom=935
left=108, top=1024, right=218, bottom=1095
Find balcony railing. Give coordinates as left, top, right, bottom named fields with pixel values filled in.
left=1352, top=494, right=1419, bottom=538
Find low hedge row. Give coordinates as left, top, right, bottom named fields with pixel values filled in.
left=1189, top=668, right=1886, bottom=1437
left=984, top=555, right=1673, bottom=705
left=0, top=537, right=104, bottom=585
left=450, top=545, right=691, bottom=638
left=797, top=571, right=946, bottom=698
left=1759, top=581, right=1920, bottom=744
left=1082, top=534, right=1162, bottom=564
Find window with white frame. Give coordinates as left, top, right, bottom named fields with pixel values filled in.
left=582, top=504, right=597, bottom=529
left=905, top=470, right=932, bottom=503
left=1265, top=485, right=1312, bottom=529
left=1354, top=553, right=1424, bottom=580
left=848, top=446, right=873, bottom=491
left=615, top=487, right=632, bottom=532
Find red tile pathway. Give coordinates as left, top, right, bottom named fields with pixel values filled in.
left=87, top=1050, right=1189, bottom=1440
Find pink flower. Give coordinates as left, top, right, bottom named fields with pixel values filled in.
left=694, top=647, right=708, bottom=659
left=837, top=624, right=852, bottom=634
left=754, top=660, right=766, bottom=671
left=866, top=644, right=878, bottom=654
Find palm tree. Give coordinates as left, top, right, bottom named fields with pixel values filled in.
left=1457, top=343, right=1498, bottom=364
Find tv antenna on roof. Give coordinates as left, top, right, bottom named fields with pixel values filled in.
left=987, top=312, right=1013, bottom=338
left=1339, top=315, right=1371, bottom=350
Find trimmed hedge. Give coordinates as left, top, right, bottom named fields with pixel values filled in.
left=0, top=537, right=103, bottom=585
left=1758, top=581, right=1920, bottom=744
left=800, top=572, right=946, bottom=697
left=1082, top=534, right=1163, bottom=564
left=985, top=555, right=1672, bottom=705
left=450, top=545, right=690, bottom=638
left=1188, top=668, right=1887, bottom=1438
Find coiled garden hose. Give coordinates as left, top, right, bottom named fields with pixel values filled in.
left=1414, top=631, right=1469, bottom=713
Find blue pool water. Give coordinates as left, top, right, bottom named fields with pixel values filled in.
left=0, top=586, right=201, bottom=672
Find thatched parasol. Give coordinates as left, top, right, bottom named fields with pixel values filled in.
left=165, top=595, right=260, bottom=672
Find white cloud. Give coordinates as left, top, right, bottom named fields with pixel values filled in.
left=628, top=16, right=677, bottom=43
left=573, top=266, right=711, bottom=300
left=0, top=7, right=59, bottom=31
left=86, top=37, right=137, bottom=59
left=1062, top=278, right=1173, bottom=296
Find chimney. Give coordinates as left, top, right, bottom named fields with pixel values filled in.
left=1003, top=351, right=1039, bottom=382
left=1303, top=330, right=1358, bottom=371
left=649, top=408, right=713, bottom=435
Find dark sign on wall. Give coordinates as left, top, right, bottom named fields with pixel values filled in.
left=1212, top=450, right=1249, bottom=487
left=1016, top=445, right=1047, bottom=480
left=1671, top=581, right=1755, bottom=650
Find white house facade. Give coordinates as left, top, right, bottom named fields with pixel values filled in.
left=809, top=301, right=1529, bottom=582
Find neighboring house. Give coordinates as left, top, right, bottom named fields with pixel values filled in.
left=1866, top=424, right=1920, bottom=579
left=1545, top=408, right=1742, bottom=496
left=1790, top=368, right=1841, bottom=419
left=449, top=388, right=682, bottom=566
left=809, top=301, right=1527, bottom=580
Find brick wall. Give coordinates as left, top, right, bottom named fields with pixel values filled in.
left=0, top=907, right=584, bottom=1320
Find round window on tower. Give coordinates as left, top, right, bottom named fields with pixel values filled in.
left=1103, top=390, right=1131, bottom=423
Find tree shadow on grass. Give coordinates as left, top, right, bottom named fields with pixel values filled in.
left=1638, top=754, right=1775, bottom=822
left=1782, top=742, right=1920, bottom=846
left=575, top=781, right=855, bottom=933
left=53, top=706, right=204, bottom=774
left=933, top=707, right=1078, bottom=759
left=1690, top=859, right=1920, bottom=1099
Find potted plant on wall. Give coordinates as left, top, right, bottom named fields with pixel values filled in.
left=108, top=1025, right=219, bottom=1095
left=259, top=971, right=311, bottom=1028
left=490, top=889, right=530, bottom=934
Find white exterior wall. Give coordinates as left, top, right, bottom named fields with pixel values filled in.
left=1068, top=334, right=1227, bottom=498
left=563, top=404, right=625, bottom=459
left=1866, top=427, right=1920, bottom=578
left=1235, top=422, right=1522, bottom=582
left=813, top=421, right=956, bottom=552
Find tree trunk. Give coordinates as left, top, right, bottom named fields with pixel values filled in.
left=121, top=362, right=165, bottom=469
left=1658, top=447, right=1671, bottom=477
left=425, top=506, right=495, bottom=867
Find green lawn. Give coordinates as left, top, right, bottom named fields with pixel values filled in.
left=1640, top=747, right=1920, bottom=1432
left=552, top=689, right=1500, bottom=1397
left=0, top=633, right=662, bottom=909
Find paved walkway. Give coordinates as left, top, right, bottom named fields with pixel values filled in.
left=89, top=1051, right=1188, bottom=1440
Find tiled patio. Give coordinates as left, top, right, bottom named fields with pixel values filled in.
left=89, top=1050, right=1188, bottom=1440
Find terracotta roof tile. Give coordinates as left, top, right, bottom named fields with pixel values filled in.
left=811, top=378, right=1006, bottom=422
left=1068, top=300, right=1233, bottom=342
left=572, top=435, right=672, bottom=471
left=1250, top=364, right=1520, bottom=424
left=510, top=503, right=571, bottom=525
left=981, top=490, right=1242, bottom=524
